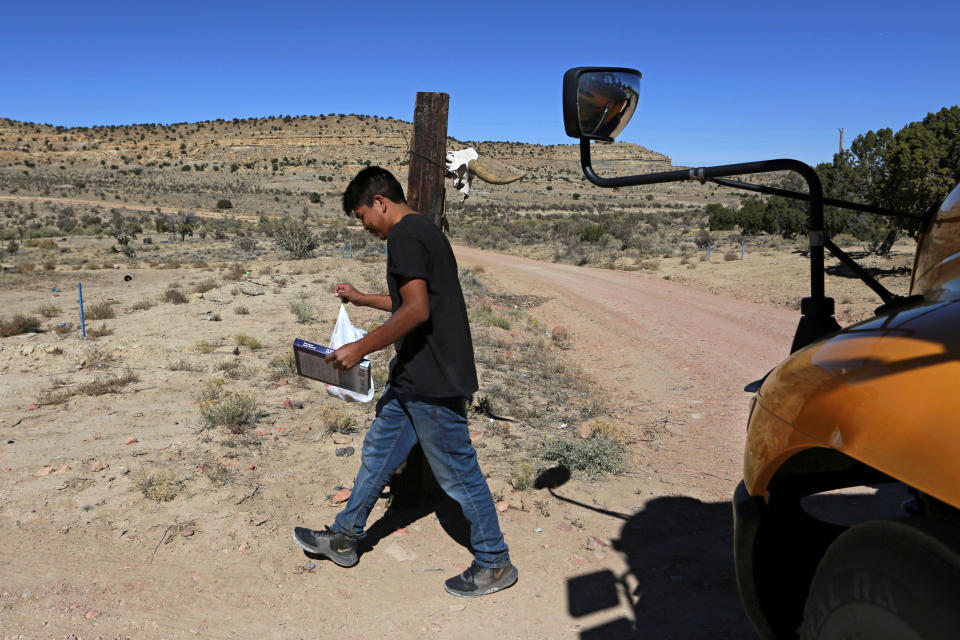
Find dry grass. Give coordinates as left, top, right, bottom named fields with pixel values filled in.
left=268, top=352, right=297, bottom=381
left=193, top=278, right=218, bottom=294
left=167, top=359, right=203, bottom=372
left=162, top=288, right=189, bottom=304
left=198, top=459, right=233, bottom=486
left=234, top=334, right=261, bottom=350
left=87, top=323, right=114, bottom=338
left=134, top=468, right=183, bottom=502
left=589, top=418, right=628, bottom=443
left=194, top=340, right=217, bottom=354
left=509, top=463, right=536, bottom=491
left=317, top=406, right=358, bottom=435
left=0, top=314, right=42, bottom=337
left=130, top=299, right=155, bottom=312
left=214, top=359, right=247, bottom=379
left=53, top=321, right=73, bottom=335
left=469, top=304, right=511, bottom=330
left=223, top=262, right=246, bottom=281
left=234, top=305, right=249, bottom=315
left=38, top=370, right=138, bottom=405
left=85, top=301, right=116, bottom=320
left=34, top=304, right=61, bottom=318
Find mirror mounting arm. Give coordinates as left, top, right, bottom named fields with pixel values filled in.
left=580, top=139, right=838, bottom=351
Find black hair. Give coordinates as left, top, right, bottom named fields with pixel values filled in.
left=341, top=166, right=406, bottom=215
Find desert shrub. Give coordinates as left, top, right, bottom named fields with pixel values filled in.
left=723, top=252, right=739, bottom=261
left=232, top=237, right=257, bottom=252
left=199, top=459, right=233, bottom=486
left=234, top=305, right=249, bottom=315
left=509, top=463, right=536, bottom=491
left=197, top=379, right=260, bottom=432
left=317, top=406, right=358, bottom=434
left=167, top=359, right=203, bottom=372
left=289, top=299, right=314, bottom=323
left=34, top=304, right=61, bottom=318
left=43, top=261, right=57, bottom=271
left=0, top=314, right=42, bottom=337
left=459, top=267, right=488, bottom=297
left=274, top=223, right=319, bottom=259
left=194, top=340, right=217, bottom=354
left=308, top=191, right=322, bottom=203
left=223, top=262, right=246, bottom=280
left=268, top=352, right=297, bottom=380
left=234, top=334, right=261, bottom=350
left=831, top=233, right=859, bottom=247
left=130, top=299, right=154, bottom=312
left=216, top=199, right=233, bottom=210
left=87, top=323, right=114, bottom=338
left=27, top=238, right=58, bottom=249
left=163, top=288, right=188, bottom=304
left=590, top=418, right=628, bottom=443
left=215, top=359, right=246, bottom=379
left=469, top=304, right=511, bottom=330
left=541, top=435, right=624, bottom=479
left=192, top=278, right=217, bottom=294
left=85, top=301, right=116, bottom=320
left=54, top=321, right=73, bottom=335
left=134, top=469, right=183, bottom=502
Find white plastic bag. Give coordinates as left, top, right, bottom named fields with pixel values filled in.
left=326, top=304, right=375, bottom=403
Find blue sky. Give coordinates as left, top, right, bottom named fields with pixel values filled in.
left=2, top=0, right=958, bottom=167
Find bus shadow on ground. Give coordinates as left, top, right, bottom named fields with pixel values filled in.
left=533, top=467, right=755, bottom=640
left=564, top=494, right=755, bottom=640
left=555, top=469, right=912, bottom=640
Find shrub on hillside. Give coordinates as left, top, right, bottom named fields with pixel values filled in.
left=274, top=222, right=318, bottom=259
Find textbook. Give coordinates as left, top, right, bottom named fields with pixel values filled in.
left=293, top=338, right=371, bottom=394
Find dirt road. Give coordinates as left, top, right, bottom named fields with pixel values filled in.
left=454, top=245, right=797, bottom=498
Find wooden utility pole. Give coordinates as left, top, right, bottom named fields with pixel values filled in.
left=406, top=92, right=449, bottom=228
left=389, top=92, right=450, bottom=509
left=838, top=128, right=844, bottom=156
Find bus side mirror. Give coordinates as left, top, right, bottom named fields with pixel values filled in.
left=563, top=67, right=642, bottom=142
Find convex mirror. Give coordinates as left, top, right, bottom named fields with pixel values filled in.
left=563, top=67, right=641, bottom=142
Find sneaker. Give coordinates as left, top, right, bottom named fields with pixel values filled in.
left=444, top=561, right=518, bottom=597
left=292, top=526, right=359, bottom=567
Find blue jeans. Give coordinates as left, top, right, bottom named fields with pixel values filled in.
left=331, top=386, right=510, bottom=568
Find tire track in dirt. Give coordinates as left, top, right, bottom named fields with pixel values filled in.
left=454, top=244, right=798, bottom=494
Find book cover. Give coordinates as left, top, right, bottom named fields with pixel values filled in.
left=293, top=338, right=371, bottom=394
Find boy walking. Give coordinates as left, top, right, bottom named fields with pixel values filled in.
left=293, top=166, right=517, bottom=597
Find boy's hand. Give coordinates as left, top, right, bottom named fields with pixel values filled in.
left=334, top=283, right=361, bottom=305
left=325, top=341, right=365, bottom=370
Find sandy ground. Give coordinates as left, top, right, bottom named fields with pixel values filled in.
left=1, top=242, right=810, bottom=639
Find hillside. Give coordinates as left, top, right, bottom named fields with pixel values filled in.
left=0, top=114, right=744, bottom=221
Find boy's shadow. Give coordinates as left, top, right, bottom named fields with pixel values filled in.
left=301, top=466, right=472, bottom=562
left=362, top=491, right=471, bottom=553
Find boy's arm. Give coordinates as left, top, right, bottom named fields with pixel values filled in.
left=334, top=283, right=392, bottom=312
left=326, top=277, right=429, bottom=370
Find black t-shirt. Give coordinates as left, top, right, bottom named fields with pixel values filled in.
left=385, top=213, right=478, bottom=399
